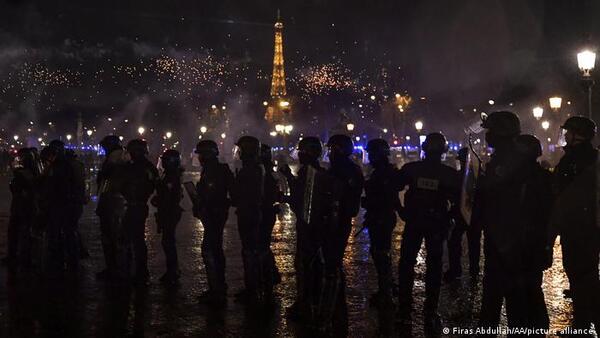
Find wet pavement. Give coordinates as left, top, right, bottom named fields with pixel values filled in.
left=0, top=172, right=587, bottom=337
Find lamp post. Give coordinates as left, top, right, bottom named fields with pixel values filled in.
left=549, top=97, right=562, bottom=111
left=541, top=120, right=550, bottom=131
left=138, top=126, right=145, bottom=136
left=415, top=120, right=423, bottom=134
left=577, top=50, right=596, bottom=119
left=532, top=106, right=544, bottom=120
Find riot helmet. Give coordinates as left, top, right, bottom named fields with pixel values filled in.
left=99, top=135, right=122, bottom=154
left=235, top=135, right=261, bottom=162
left=195, top=140, right=219, bottom=164
left=515, top=134, right=542, bottom=160
left=297, top=136, right=323, bottom=165
left=366, top=138, right=390, bottom=165
left=422, top=132, right=449, bottom=156
left=560, top=116, right=596, bottom=143
left=481, top=111, right=521, bottom=148
left=327, top=134, right=354, bottom=164
left=126, top=138, right=149, bottom=160
left=49, top=139, right=66, bottom=156
left=161, top=149, right=182, bottom=172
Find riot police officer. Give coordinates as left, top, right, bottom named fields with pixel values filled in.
left=477, top=111, right=547, bottom=330
left=513, top=134, right=552, bottom=330
left=96, top=135, right=129, bottom=281
left=363, top=139, right=400, bottom=308
left=231, top=136, right=265, bottom=305
left=122, top=139, right=158, bottom=285
left=41, top=140, right=81, bottom=274
left=551, top=116, right=600, bottom=331
left=316, top=135, right=363, bottom=329
left=2, top=147, right=42, bottom=270
left=445, top=147, right=482, bottom=281
left=195, top=140, right=233, bottom=305
left=396, top=132, right=460, bottom=329
left=259, top=143, right=282, bottom=290
left=151, top=149, right=184, bottom=284
left=282, top=136, right=341, bottom=328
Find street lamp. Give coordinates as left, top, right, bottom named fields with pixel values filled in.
left=66, top=134, right=72, bottom=142
left=382, top=128, right=388, bottom=134
left=138, top=126, right=145, bottom=136
left=346, top=123, right=355, bottom=132
left=220, top=133, right=226, bottom=139
left=532, top=106, right=544, bottom=120
left=275, top=124, right=284, bottom=133
left=270, top=131, right=277, bottom=137
left=415, top=121, right=423, bottom=133
left=578, top=50, right=596, bottom=77
left=279, top=101, right=290, bottom=108
left=284, top=125, right=293, bottom=134
left=165, top=131, right=172, bottom=139
left=541, top=120, right=550, bottom=131
left=549, top=97, right=562, bottom=111
left=13, top=135, right=19, bottom=141
left=200, top=126, right=207, bottom=134
left=86, top=130, right=93, bottom=137
left=578, top=50, right=596, bottom=119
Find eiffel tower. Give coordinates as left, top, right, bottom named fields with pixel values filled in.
left=265, top=10, right=290, bottom=125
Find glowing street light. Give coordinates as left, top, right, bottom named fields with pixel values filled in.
left=263, top=101, right=268, bottom=106
left=370, top=95, right=376, bottom=101
left=488, top=100, right=495, bottom=105
left=270, top=131, right=277, bottom=137
left=549, top=97, right=562, bottom=111
left=211, top=104, right=217, bottom=109
left=578, top=50, right=596, bottom=77
left=415, top=121, right=424, bottom=133
left=541, top=120, right=550, bottom=131
left=284, top=125, right=293, bottom=134
left=346, top=123, right=355, bottom=131
left=13, top=135, right=19, bottom=141
left=275, top=124, right=284, bottom=132
left=66, top=134, right=72, bottom=141
left=220, top=133, right=226, bottom=139
left=165, top=131, right=173, bottom=139
left=86, top=130, right=93, bottom=137
left=279, top=101, right=290, bottom=108
left=578, top=50, right=596, bottom=118
left=532, top=106, right=544, bottom=120
left=383, top=128, right=388, bottom=134
left=200, top=126, right=207, bottom=134
left=138, top=126, right=145, bottom=135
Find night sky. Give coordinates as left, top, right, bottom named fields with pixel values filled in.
left=0, top=0, right=599, bottom=144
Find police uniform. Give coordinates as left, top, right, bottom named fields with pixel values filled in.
left=153, top=169, right=184, bottom=280
left=195, top=159, right=233, bottom=298
left=122, top=157, right=158, bottom=282
left=397, top=158, right=460, bottom=317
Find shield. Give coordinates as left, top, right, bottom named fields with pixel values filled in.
left=459, top=132, right=485, bottom=226
left=302, top=164, right=317, bottom=224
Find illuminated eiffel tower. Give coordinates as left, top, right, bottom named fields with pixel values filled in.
left=265, top=10, right=290, bottom=125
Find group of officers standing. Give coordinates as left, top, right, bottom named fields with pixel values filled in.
left=2, top=110, right=600, bottom=335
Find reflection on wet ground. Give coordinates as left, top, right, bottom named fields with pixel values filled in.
left=0, top=173, right=583, bottom=337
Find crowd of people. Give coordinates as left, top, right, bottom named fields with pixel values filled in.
left=1, top=111, right=599, bottom=335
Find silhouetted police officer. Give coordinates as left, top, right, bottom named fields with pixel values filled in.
left=96, top=135, right=129, bottom=281
left=231, top=136, right=265, bottom=305
left=445, top=147, right=482, bottom=281
left=259, top=143, right=282, bottom=292
left=477, top=111, right=545, bottom=330
left=42, top=140, right=81, bottom=274
left=123, top=139, right=158, bottom=285
left=151, top=149, right=184, bottom=284
left=281, top=137, right=334, bottom=324
left=551, top=116, right=600, bottom=331
left=514, top=134, right=552, bottom=331
left=363, top=139, right=400, bottom=308
left=195, top=140, right=233, bottom=305
left=2, top=148, right=42, bottom=270
left=396, top=132, right=460, bottom=329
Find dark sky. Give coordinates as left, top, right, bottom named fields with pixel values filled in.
left=0, top=0, right=599, bottom=140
